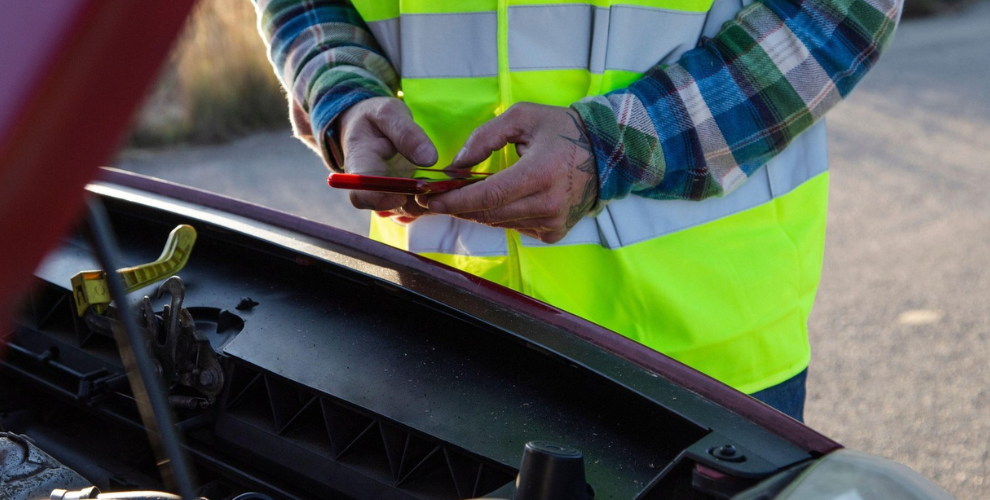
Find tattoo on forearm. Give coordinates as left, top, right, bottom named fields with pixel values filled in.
left=560, top=113, right=599, bottom=228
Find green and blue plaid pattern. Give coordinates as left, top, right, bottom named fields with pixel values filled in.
left=571, top=0, right=902, bottom=201
left=254, top=0, right=901, bottom=199
left=254, top=0, right=395, bottom=158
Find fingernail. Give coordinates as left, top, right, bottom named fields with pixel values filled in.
left=429, top=200, right=446, bottom=213
left=453, top=147, right=467, bottom=163
left=416, top=194, right=433, bottom=209
left=414, top=143, right=437, bottom=165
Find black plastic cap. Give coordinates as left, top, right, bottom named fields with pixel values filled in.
left=515, top=441, right=592, bottom=500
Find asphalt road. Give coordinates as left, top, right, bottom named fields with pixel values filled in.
left=804, top=3, right=990, bottom=499
left=115, top=4, right=990, bottom=498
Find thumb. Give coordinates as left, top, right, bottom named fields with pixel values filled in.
left=369, top=100, right=438, bottom=167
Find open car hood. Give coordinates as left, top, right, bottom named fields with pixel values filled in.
left=3, top=165, right=838, bottom=498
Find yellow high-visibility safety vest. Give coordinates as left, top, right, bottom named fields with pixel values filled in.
left=350, top=0, right=828, bottom=394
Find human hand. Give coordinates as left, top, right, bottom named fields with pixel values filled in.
left=418, top=103, right=599, bottom=244
left=337, top=97, right=438, bottom=223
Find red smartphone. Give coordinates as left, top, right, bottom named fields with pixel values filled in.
left=328, top=168, right=491, bottom=195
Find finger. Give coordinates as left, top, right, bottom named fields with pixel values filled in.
left=516, top=229, right=543, bottom=240
left=350, top=190, right=407, bottom=211
left=510, top=227, right=567, bottom=244
left=375, top=198, right=432, bottom=219
left=490, top=216, right=566, bottom=231
left=370, top=100, right=438, bottom=166
left=397, top=197, right=431, bottom=218
left=340, top=100, right=402, bottom=170
left=536, top=229, right=568, bottom=244
left=428, top=157, right=549, bottom=215
left=376, top=212, right=420, bottom=224
left=452, top=194, right=562, bottom=225
left=343, top=134, right=397, bottom=174
left=391, top=216, right=419, bottom=224
left=414, top=193, right=433, bottom=209
left=448, top=103, right=535, bottom=169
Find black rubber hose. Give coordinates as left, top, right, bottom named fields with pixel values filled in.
left=86, top=198, right=197, bottom=500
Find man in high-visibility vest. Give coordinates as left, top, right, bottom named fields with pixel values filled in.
left=253, top=0, right=902, bottom=421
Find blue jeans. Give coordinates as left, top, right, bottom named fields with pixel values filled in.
left=749, top=369, right=807, bottom=422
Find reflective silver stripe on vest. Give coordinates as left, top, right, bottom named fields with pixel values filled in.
left=398, top=13, right=498, bottom=78
left=598, top=6, right=708, bottom=72
left=507, top=5, right=713, bottom=74
left=521, top=121, right=829, bottom=249
left=367, top=5, right=722, bottom=79
left=704, top=0, right=747, bottom=39
left=365, top=18, right=402, bottom=74
left=507, top=5, right=601, bottom=72
left=407, top=215, right=508, bottom=257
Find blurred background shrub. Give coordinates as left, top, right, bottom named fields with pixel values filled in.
left=129, top=0, right=288, bottom=147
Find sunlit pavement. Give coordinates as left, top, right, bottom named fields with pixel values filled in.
left=805, top=3, right=990, bottom=499
left=115, top=3, right=990, bottom=498
left=115, top=129, right=370, bottom=235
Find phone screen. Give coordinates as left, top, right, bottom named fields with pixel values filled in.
left=328, top=167, right=491, bottom=194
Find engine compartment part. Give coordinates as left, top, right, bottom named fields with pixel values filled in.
left=82, top=199, right=198, bottom=499
left=0, top=432, right=90, bottom=500
left=513, top=442, right=592, bottom=500
left=69, top=224, right=197, bottom=317
left=50, top=486, right=188, bottom=500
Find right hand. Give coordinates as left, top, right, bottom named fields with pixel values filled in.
left=337, top=97, right=438, bottom=222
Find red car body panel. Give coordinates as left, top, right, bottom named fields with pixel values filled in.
left=0, top=0, right=196, bottom=328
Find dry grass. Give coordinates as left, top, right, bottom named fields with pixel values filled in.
left=130, top=0, right=288, bottom=146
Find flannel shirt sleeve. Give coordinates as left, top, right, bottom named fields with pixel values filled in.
left=252, top=0, right=397, bottom=171
left=571, top=0, right=903, bottom=202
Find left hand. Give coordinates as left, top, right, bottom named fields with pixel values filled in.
left=337, top=97, right=437, bottom=224
left=418, top=103, right=599, bottom=244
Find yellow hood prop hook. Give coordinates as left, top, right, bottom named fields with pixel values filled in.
left=70, top=224, right=197, bottom=317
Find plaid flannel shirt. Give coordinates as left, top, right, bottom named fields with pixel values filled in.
left=254, top=0, right=902, bottom=201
